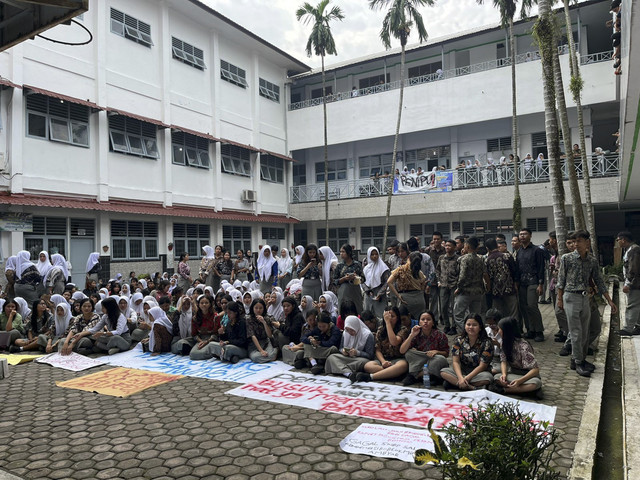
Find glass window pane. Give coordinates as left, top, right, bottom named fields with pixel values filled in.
left=173, top=145, right=185, bottom=165
left=110, top=131, right=128, bottom=152
left=25, top=238, right=44, bottom=259
left=128, top=135, right=144, bottom=155
left=187, top=239, right=198, bottom=256
left=28, top=113, right=47, bottom=138
left=174, top=240, right=186, bottom=255
left=49, top=118, right=70, bottom=142
left=145, top=240, right=158, bottom=258
left=144, top=138, right=158, bottom=158
left=47, top=239, right=66, bottom=257
left=129, top=239, right=143, bottom=258
left=71, top=122, right=89, bottom=146
left=112, top=239, right=127, bottom=259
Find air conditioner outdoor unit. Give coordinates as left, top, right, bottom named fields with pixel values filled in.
left=242, top=189, right=257, bottom=203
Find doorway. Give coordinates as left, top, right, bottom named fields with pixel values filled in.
left=70, top=238, right=94, bottom=287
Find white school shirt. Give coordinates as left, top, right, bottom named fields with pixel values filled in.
left=89, top=313, right=128, bottom=336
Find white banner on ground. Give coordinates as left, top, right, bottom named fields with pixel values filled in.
left=226, top=372, right=556, bottom=429
left=102, top=348, right=293, bottom=384
left=36, top=352, right=108, bottom=372
left=340, top=423, right=434, bottom=463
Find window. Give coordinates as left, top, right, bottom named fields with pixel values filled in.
left=109, top=115, right=158, bottom=159
left=359, top=153, right=393, bottom=178
left=462, top=219, right=513, bottom=235
left=220, top=60, right=248, bottom=88
left=172, top=37, right=206, bottom=70
left=361, top=225, right=396, bottom=251
left=293, top=164, right=306, bottom=186
left=409, top=223, right=451, bottom=247
left=317, top=228, right=349, bottom=254
left=311, top=85, right=332, bottom=99
left=496, top=42, right=507, bottom=59
left=262, top=227, right=285, bottom=242
left=223, top=226, right=252, bottom=254
left=358, top=73, right=390, bottom=89
left=294, top=228, right=308, bottom=247
left=408, top=61, right=442, bottom=78
left=24, top=216, right=67, bottom=259
left=291, top=91, right=302, bottom=104
left=260, top=155, right=284, bottom=183
left=111, top=220, right=158, bottom=260
left=526, top=218, right=548, bottom=232
left=404, top=145, right=450, bottom=171
left=315, top=159, right=347, bottom=182
left=172, top=131, right=210, bottom=169
left=26, top=93, right=89, bottom=147
left=221, top=144, right=252, bottom=176
left=259, top=78, right=280, bottom=102
left=566, top=216, right=576, bottom=231
left=110, top=8, right=153, bottom=47
left=487, top=136, right=512, bottom=153
left=173, top=223, right=210, bottom=258
left=531, top=131, right=548, bottom=160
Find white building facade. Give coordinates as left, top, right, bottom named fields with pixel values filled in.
left=0, top=0, right=308, bottom=285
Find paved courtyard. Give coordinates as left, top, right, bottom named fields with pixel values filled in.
left=0, top=303, right=600, bottom=480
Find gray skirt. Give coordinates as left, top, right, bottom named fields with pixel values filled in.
left=401, top=290, right=426, bottom=320
left=260, top=277, right=275, bottom=295
left=324, top=353, right=368, bottom=375
left=302, top=278, right=322, bottom=302
left=338, top=283, right=364, bottom=314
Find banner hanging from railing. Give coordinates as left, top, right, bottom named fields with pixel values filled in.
left=393, top=171, right=453, bottom=194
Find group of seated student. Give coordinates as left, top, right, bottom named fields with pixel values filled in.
left=0, top=247, right=543, bottom=400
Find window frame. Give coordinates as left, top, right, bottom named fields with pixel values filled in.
left=110, top=8, right=153, bottom=47
left=315, top=159, right=347, bottom=183
left=361, top=225, right=396, bottom=251
left=259, top=78, right=280, bottom=102
left=172, top=36, right=206, bottom=70
left=221, top=144, right=252, bottom=176
left=260, top=154, right=284, bottom=183
left=172, top=131, right=211, bottom=169
left=108, top=115, right=159, bottom=159
left=317, top=227, right=349, bottom=254
left=222, top=225, right=252, bottom=254
left=220, top=60, right=248, bottom=88
left=173, top=223, right=210, bottom=259
left=25, top=94, right=90, bottom=148
left=110, top=220, right=159, bottom=261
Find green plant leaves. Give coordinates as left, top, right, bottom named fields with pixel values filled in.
left=414, top=449, right=439, bottom=466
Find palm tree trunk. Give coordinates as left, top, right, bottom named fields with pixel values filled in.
left=383, top=44, right=405, bottom=257
left=551, top=42, right=586, bottom=231
left=322, top=54, right=329, bottom=246
left=509, top=18, right=521, bottom=232
left=536, top=0, right=567, bottom=255
left=563, top=0, right=598, bottom=258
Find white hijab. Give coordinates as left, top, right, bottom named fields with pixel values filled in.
left=14, top=297, right=31, bottom=318
left=176, top=296, right=193, bottom=339
left=148, top=306, right=174, bottom=352
left=202, top=245, right=215, bottom=259
left=130, top=292, right=144, bottom=315
left=51, top=253, right=69, bottom=281
left=321, top=291, right=338, bottom=317
left=267, top=290, right=284, bottom=322
left=36, top=251, right=52, bottom=277
left=300, top=295, right=314, bottom=318
left=86, top=252, right=100, bottom=273
left=343, top=315, right=373, bottom=351
left=363, top=247, right=389, bottom=289
left=257, top=245, right=276, bottom=281
left=118, top=296, right=135, bottom=318
left=15, top=250, right=35, bottom=278
left=5, top=255, right=17, bottom=272
left=54, top=302, right=72, bottom=337
left=294, top=245, right=304, bottom=265
left=318, top=246, right=338, bottom=291
left=277, top=248, right=293, bottom=275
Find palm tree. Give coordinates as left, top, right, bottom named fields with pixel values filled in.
left=368, top=0, right=433, bottom=255
left=533, top=0, right=568, bottom=254
left=562, top=0, right=598, bottom=258
left=476, top=0, right=533, bottom=233
left=296, top=0, right=344, bottom=246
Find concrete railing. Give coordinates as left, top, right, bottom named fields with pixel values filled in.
left=290, top=154, right=619, bottom=203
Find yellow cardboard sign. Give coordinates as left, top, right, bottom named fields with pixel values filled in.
left=0, top=353, right=44, bottom=365
left=56, top=367, right=182, bottom=397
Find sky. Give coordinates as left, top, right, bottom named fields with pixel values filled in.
left=202, top=0, right=525, bottom=68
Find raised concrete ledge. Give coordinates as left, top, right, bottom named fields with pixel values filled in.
left=621, top=289, right=640, bottom=480
left=569, top=282, right=614, bottom=480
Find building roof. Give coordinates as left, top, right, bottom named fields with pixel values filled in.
left=0, top=193, right=299, bottom=224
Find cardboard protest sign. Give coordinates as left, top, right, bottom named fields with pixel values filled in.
left=340, top=423, right=434, bottom=463
left=56, top=367, right=182, bottom=397
left=102, top=348, right=293, bottom=384
left=0, top=353, right=44, bottom=365
left=36, top=352, right=108, bottom=372
left=227, top=372, right=556, bottom=429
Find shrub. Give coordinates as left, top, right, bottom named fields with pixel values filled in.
left=415, top=403, right=560, bottom=479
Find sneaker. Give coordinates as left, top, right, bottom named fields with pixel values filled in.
left=554, top=334, right=567, bottom=343
left=9, top=345, right=21, bottom=353
left=294, top=359, right=306, bottom=370
left=108, top=347, right=120, bottom=355
left=181, top=343, right=191, bottom=356
left=524, top=331, right=536, bottom=339
left=402, top=374, right=417, bottom=386
left=554, top=330, right=565, bottom=338
left=582, top=360, right=596, bottom=372
left=587, top=347, right=595, bottom=356
left=442, top=380, right=454, bottom=391
left=348, top=372, right=358, bottom=384
left=559, top=344, right=572, bottom=356
left=570, top=358, right=576, bottom=370
left=356, top=372, right=372, bottom=382
left=575, top=363, right=592, bottom=377
left=310, top=365, right=324, bottom=375
left=488, top=383, right=504, bottom=394
left=632, top=325, right=640, bottom=336
left=534, top=333, right=545, bottom=342
left=620, top=328, right=634, bottom=336
left=230, top=355, right=240, bottom=364
left=535, top=388, right=544, bottom=400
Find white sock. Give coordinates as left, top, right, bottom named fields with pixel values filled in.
left=310, top=359, right=317, bottom=366
left=343, top=373, right=350, bottom=377
left=19, top=347, right=23, bottom=351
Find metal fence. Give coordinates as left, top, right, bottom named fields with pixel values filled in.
left=288, top=44, right=616, bottom=111
left=290, top=154, right=620, bottom=203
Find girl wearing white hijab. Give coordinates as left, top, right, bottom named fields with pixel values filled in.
left=316, top=291, right=338, bottom=320
left=121, top=283, right=131, bottom=298
left=85, top=252, right=101, bottom=287
left=14, top=297, right=32, bottom=319
left=4, top=255, right=17, bottom=298
left=38, top=302, right=72, bottom=353
left=131, top=298, right=158, bottom=342
left=318, top=246, right=338, bottom=292
left=36, top=251, right=52, bottom=277
left=199, top=245, right=218, bottom=290
left=47, top=253, right=69, bottom=295
left=147, top=306, right=174, bottom=355
left=171, top=296, right=194, bottom=354
left=293, top=245, right=304, bottom=269
left=324, top=315, right=375, bottom=378
left=257, top=245, right=278, bottom=295
left=118, top=296, right=138, bottom=328
left=277, top=248, right=293, bottom=289
left=362, top=247, right=391, bottom=320
left=14, top=250, right=43, bottom=305
left=130, top=292, right=144, bottom=315
left=267, top=290, right=284, bottom=323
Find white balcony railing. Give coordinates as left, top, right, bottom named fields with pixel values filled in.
left=290, top=154, right=620, bottom=203
left=288, top=44, right=615, bottom=111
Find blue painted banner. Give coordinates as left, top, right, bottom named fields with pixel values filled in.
left=393, top=171, right=452, bottom=194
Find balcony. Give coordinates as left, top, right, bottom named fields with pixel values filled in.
left=288, top=46, right=614, bottom=111
left=289, top=154, right=620, bottom=203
